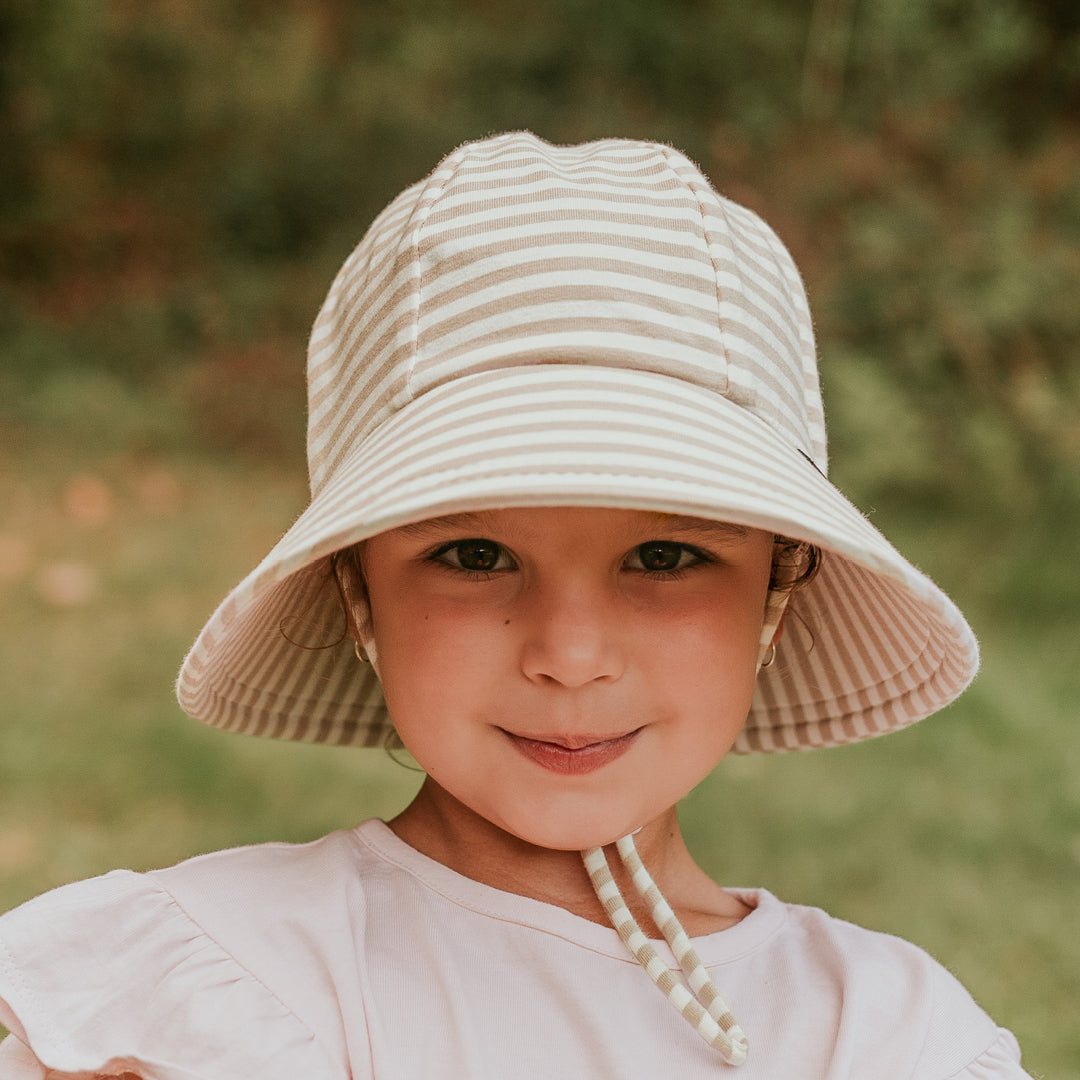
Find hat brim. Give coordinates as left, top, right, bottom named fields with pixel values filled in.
left=177, top=364, right=978, bottom=752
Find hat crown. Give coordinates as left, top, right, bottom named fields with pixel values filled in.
left=306, top=132, right=827, bottom=496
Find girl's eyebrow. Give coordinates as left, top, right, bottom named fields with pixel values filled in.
left=395, top=512, right=497, bottom=538
left=645, top=515, right=753, bottom=543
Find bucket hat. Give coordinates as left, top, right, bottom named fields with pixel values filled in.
left=177, top=131, right=978, bottom=755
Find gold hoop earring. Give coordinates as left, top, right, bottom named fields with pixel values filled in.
left=354, top=642, right=369, bottom=664
left=760, top=643, right=777, bottom=669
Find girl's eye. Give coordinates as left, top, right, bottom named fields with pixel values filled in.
left=435, top=539, right=511, bottom=574
left=628, top=541, right=703, bottom=574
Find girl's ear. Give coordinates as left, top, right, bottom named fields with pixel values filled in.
left=333, top=549, right=373, bottom=644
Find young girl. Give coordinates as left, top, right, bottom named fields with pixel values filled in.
left=0, top=132, right=1031, bottom=1078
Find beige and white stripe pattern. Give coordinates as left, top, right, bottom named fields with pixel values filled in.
left=305, top=133, right=826, bottom=500
left=583, top=836, right=749, bottom=1065
left=177, top=131, right=979, bottom=756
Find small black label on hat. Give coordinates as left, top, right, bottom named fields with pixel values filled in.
left=797, top=448, right=826, bottom=478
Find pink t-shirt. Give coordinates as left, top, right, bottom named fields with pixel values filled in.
left=0, top=820, right=1028, bottom=1079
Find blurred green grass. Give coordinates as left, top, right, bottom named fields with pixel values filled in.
left=0, top=413, right=421, bottom=890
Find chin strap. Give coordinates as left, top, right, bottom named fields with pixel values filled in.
left=581, top=834, right=748, bottom=1065
left=577, top=602, right=788, bottom=1066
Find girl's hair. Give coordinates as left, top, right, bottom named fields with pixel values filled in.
left=769, top=536, right=822, bottom=595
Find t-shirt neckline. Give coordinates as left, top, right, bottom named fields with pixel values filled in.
left=352, top=818, right=788, bottom=966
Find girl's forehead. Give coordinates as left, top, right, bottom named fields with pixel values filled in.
left=390, top=507, right=758, bottom=543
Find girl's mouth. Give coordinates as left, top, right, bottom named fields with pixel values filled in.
left=501, top=728, right=642, bottom=775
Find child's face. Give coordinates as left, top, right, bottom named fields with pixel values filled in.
left=361, top=506, right=774, bottom=851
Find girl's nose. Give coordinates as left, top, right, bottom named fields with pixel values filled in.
left=518, top=583, right=625, bottom=688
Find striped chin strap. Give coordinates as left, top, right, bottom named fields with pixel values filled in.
left=577, top=598, right=787, bottom=1066
left=581, top=835, right=749, bottom=1067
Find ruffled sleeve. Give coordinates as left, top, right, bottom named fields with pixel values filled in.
left=913, top=956, right=1034, bottom=1080
left=947, top=1028, right=1032, bottom=1079
left=0, top=871, right=342, bottom=1080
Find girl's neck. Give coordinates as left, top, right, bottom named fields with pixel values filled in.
left=387, top=778, right=751, bottom=936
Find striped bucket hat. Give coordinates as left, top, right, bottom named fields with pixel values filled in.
left=177, top=130, right=978, bottom=755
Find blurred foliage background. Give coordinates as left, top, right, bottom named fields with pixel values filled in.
left=0, top=0, right=1077, bottom=1074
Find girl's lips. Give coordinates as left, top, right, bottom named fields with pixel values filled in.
left=502, top=729, right=642, bottom=775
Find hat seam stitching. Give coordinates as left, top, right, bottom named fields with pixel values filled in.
left=659, top=144, right=731, bottom=398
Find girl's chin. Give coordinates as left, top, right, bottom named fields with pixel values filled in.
left=409, top=774, right=655, bottom=852
left=501, top=817, right=644, bottom=853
